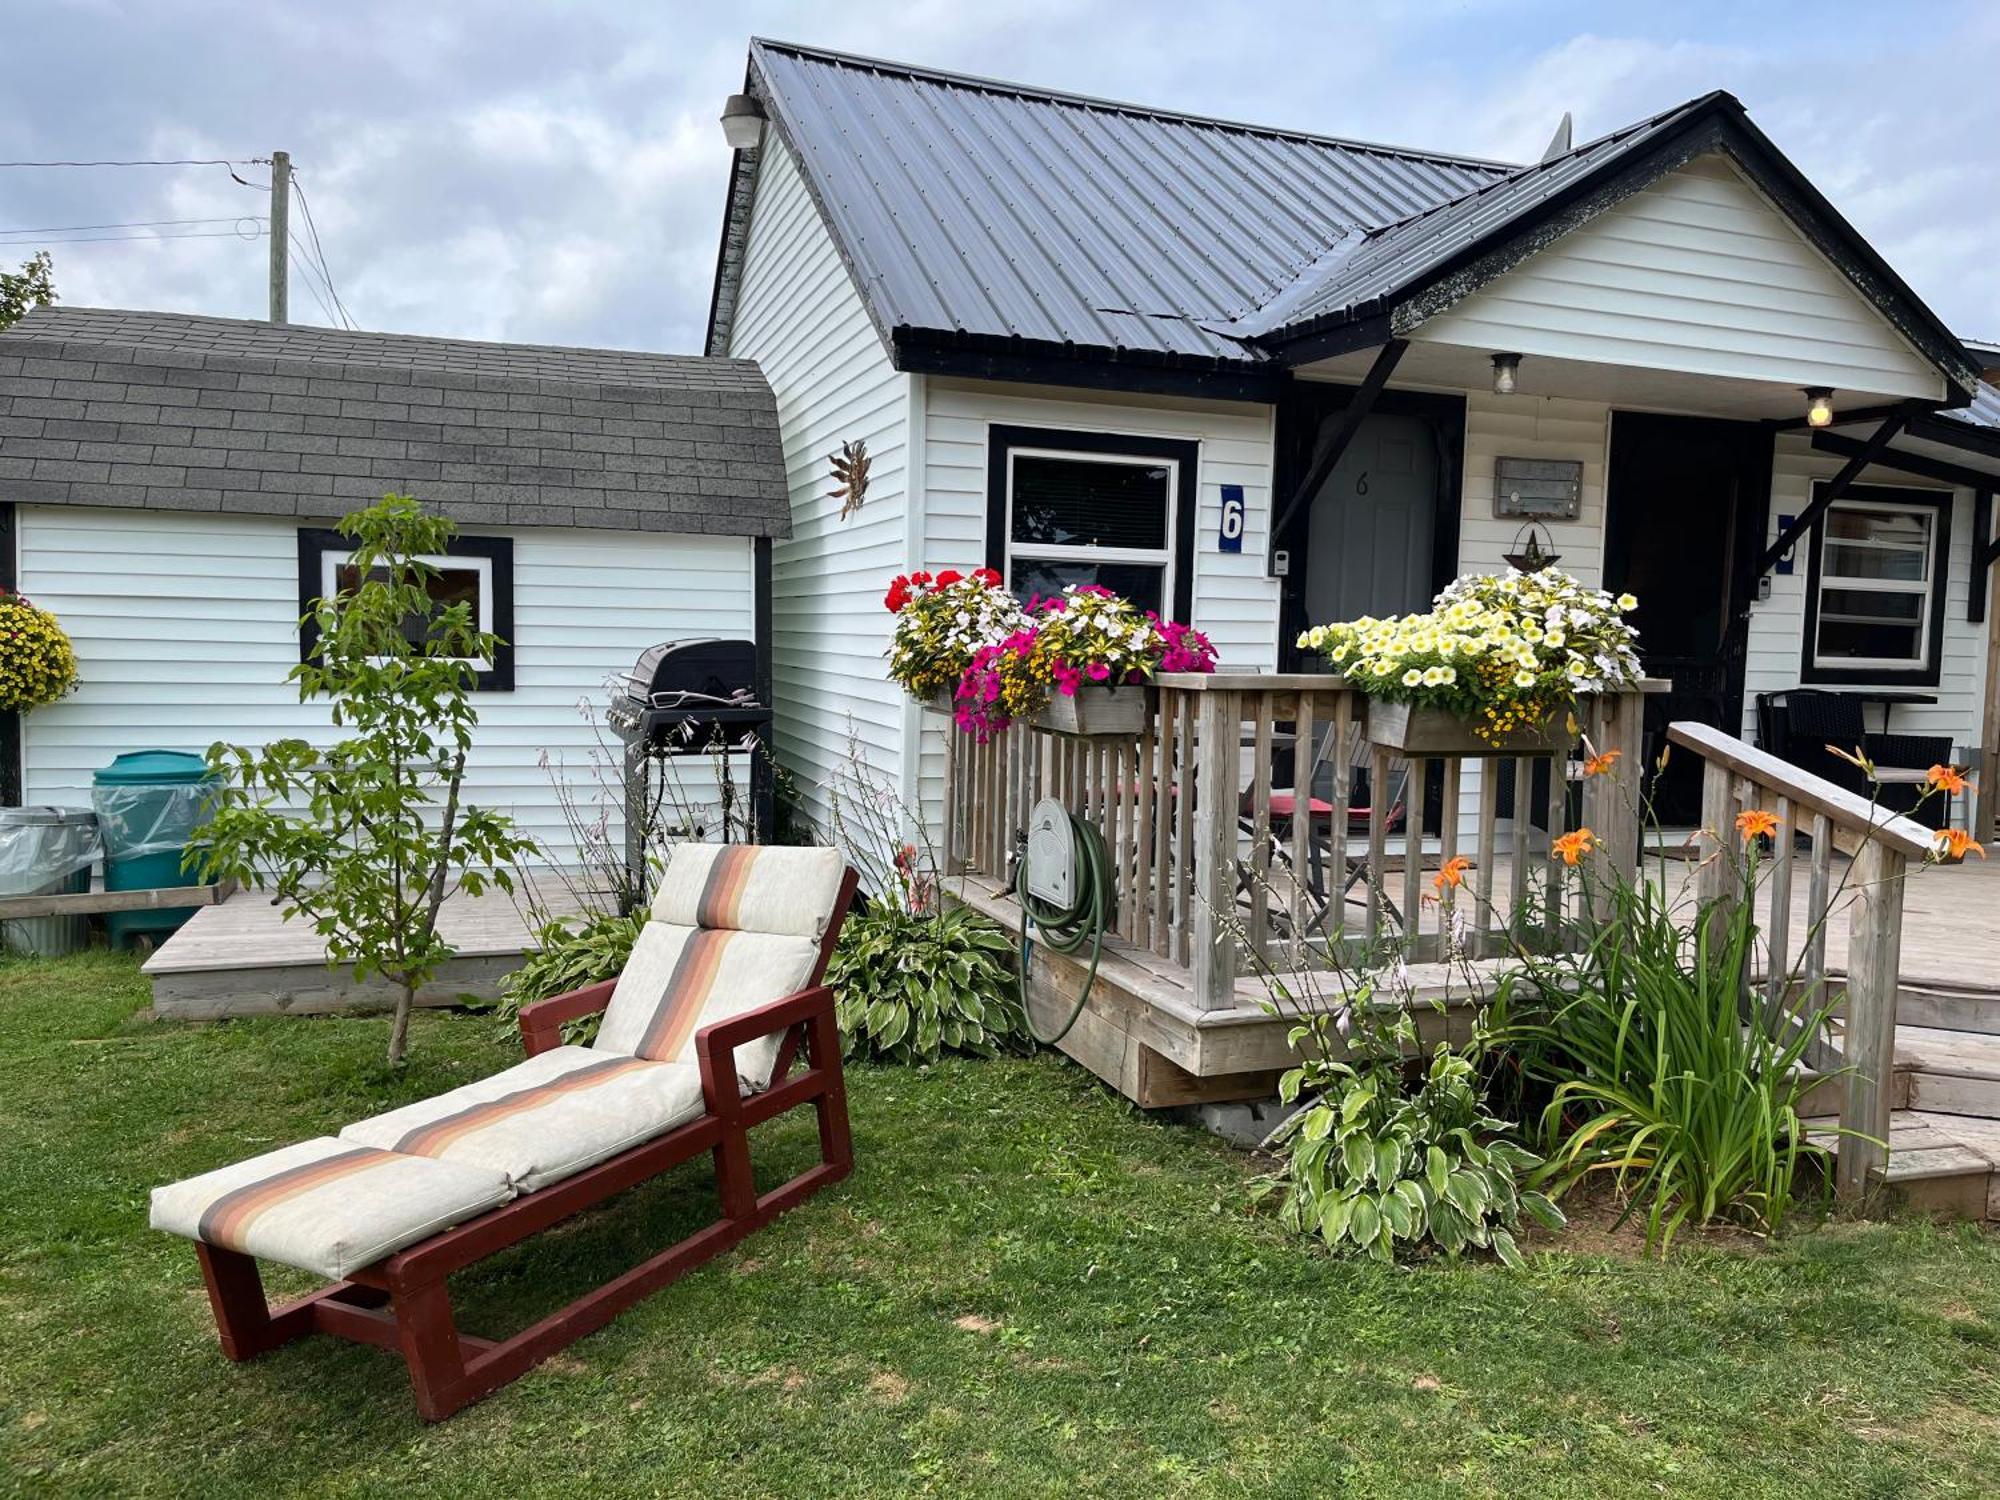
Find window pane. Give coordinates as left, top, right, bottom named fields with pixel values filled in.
left=333, top=561, right=484, bottom=650
left=1818, top=587, right=1923, bottom=624
left=1824, top=542, right=1927, bottom=582
left=1010, top=558, right=1165, bottom=615
left=1818, top=618, right=1922, bottom=662
left=1827, top=507, right=1930, bottom=548
left=1011, top=454, right=1170, bottom=550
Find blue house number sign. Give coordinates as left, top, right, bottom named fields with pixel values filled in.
left=1218, top=484, right=1245, bottom=554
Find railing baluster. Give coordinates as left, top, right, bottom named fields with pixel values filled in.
left=1289, top=690, right=1316, bottom=944
left=1328, top=694, right=1353, bottom=954
left=1174, top=689, right=1196, bottom=967
left=1249, top=695, right=1273, bottom=962
left=1803, top=810, right=1834, bottom=1005
left=1401, top=757, right=1427, bottom=954
left=1764, top=794, right=1795, bottom=1022
left=1366, top=748, right=1390, bottom=943
left=1543, top=750, right=1568, bottom=949
left=1439, top=757, right=1462, bottom=960
left=1508, top=757, right=1531, bottom=942
left=1475, top=762, right=1500, bottom=959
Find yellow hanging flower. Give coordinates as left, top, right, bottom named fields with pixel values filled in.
left=0, top=593, right=79, bottom=711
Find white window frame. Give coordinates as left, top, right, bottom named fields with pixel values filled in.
left=1002, top=446, right=1178, bottom=611
left=1808, top=496, right=1942, bottom=674
left=319, top=548, right=496, bottom=671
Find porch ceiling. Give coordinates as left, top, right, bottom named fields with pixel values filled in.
left=1294, top=338, right=1940, bottom=423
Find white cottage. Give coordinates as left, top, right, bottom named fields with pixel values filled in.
left=707, top=40, right=1999, bottom=838
left=0, top=309, right=792, bottom=862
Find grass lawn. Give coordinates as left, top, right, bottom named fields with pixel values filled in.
left=2, top=953, right=1998, bottom=1497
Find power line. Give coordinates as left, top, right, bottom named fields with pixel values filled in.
left=3, top=228, right=264, bottom=246
left=287, top=230, right=344, bottom=327
left=0, top=157, right=266, bottom=168
left=290, top=174, right=356, bottom=329
left=0, top=215, right=265, bottom=236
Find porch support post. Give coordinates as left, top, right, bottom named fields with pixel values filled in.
left=1268, top=338, right=1408, bottom=559
left=1756, top=414, right=1906, bottom=577
left=1970, top=487, right=1996, bottom=625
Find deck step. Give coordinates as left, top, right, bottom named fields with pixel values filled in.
left=1895, top=1026, right=2000, bottom=1119
left=1805, top=1108, right=2000, bottom=1221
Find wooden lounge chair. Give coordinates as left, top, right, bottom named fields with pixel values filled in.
left=151, top=845, right=859, bottom=1421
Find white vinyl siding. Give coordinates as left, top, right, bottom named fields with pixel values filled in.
left=725, top=137, right=911, bottom=832
left=917, top=378, right=1278, bottom=817
left=1743, top=434, right=1987, bottom=753
left=1413, top=155, right=1945, bottom=402
left=14, top=506, right=754, bottom=865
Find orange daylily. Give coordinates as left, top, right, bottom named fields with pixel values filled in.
left=1551, top=828, right=1597, bottom=865
left=1927, top=764, right=1971, bottom=795
left=1433, top=854, right=1472, bottom=893
left=1583, top=748, right=1623, bottom=777
left=1736, top=808, right=1781, bottom=846
left=1826, top=743, right=1875, bottom=776
left=1935, top=828, right=1987, bottom=861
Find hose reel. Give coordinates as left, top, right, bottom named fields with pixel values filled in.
left=1013, top=796, right=1116, bottom=1046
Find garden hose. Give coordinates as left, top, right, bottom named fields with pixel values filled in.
left=1014, top=806, right=1116, bottom=1046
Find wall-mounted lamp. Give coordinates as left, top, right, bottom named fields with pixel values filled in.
left=1804, top=387, right=1835, bottom=428
left=1491, top=351, right=1522, bottom=396
left=721, top=93, right=767, bottom=152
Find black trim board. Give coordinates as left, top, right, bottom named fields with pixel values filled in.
left=0, top=502, right=17, bottom=807
left=1971, top=488, right=1994, bottom=626
left=296, top=529, right=516, bottom=693
left=1810, top=430, right=2000, bottom=495
left=1798, top=481, right=1952, bottom=689
left=894, top=334, right=1282, bottom=404
left=982, top=424, right=1199, bottom=623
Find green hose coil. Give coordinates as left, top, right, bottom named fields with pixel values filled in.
left=1014, top=806, right=1116, bottom=1046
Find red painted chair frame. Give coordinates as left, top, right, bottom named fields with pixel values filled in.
left=190, top=867, right=859, bottom=1422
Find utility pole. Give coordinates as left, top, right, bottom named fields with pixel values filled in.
left=268, top=149, right=290, bottom=323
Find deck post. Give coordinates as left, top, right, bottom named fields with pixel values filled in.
left=1837, top=839, right=1907, bottom=1201
left=1189, top=687, right=1240, bottom=1011
left=1581, top=688, right=1645, bottom=921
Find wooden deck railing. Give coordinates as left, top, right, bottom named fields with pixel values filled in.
left=942, top=675, right=1653, bottom=1010
left=1665, top=721, right=1938, bottom=1200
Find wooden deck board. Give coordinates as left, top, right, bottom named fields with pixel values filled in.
left=141, top=880, right=593, bottom=1019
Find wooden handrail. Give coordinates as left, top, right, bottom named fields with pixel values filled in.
left=1663, top=717, right=1934, bottom=1201
left=1665, top=720, right=1937, bottom=859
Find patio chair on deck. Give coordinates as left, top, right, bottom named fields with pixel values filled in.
left=150, top=844, right=858, bottom=1421
left=1242, top=723, right=1410, bottom=937
left=1757, top=689, right=1952, bottom=829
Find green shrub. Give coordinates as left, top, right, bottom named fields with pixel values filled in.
left=493, top=909, right=647, bottom=1046
left=1507, top=868, right=1834, bottom=1249
left=1266, top=1030, right=1563, bottom=1265
left=829, top=902, right=1026, bottom=1064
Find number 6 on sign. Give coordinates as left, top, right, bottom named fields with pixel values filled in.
left=1218, top=484, right=1245, bottom=554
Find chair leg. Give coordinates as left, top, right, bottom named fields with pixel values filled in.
left=808, top=1007, right=854, bottom=1173
left=196, top=1243, right=315, bottom=1361
left=712, top=1124, right=757, bottom=1221
left=391, top=1277, right=469, bottom=1423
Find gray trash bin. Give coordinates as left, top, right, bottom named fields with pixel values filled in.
left=0, top=806, right=102, bottom=957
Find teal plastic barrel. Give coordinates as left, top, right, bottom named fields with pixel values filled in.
left=91, top=750, right=217, bottom=949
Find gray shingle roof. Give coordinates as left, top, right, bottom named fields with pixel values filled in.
left=0, top=307, right=791, bottom=537
left=744, top=39, right=1510, bottom=366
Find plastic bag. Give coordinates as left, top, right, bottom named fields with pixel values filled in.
left=90, top=783, right=214, bottom=858
left=0, top=809, right=102, bottom=897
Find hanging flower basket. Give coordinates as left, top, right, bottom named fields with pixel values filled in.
left=1366, top=700, right=1568, bottom=757
left=1033, top=683, right=1149, bottom=739
left=0, top=591, right=79, bottom=712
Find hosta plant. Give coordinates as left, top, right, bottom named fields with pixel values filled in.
left=492, top=908, right=648, bottom=1047
left=1266, top=1032, right=1563, bottom=1265
left=828, top=902, right=1026, bottom=1064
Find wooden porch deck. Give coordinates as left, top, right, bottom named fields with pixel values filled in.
left=141, top=880, right=594, bottom=1019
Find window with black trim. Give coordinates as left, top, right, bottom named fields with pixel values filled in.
left=984, top=424, right=1198, bottom=620
left=1801, top=482, right=1950, bottom=686
left=296, top=529, right=516, bottom=691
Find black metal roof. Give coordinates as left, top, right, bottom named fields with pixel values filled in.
left=716, top=43, right=1979, bottom=401
left=0, top=308, right=792, bottom=536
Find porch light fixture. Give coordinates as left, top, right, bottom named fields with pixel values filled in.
left=720, top=93, right=766, bottom=152
left=1491, top=352, right=1522, bottom=396
left=1502, top=520, right=1562, bottom=572
left=1804, top=388, right=1836, bottom=428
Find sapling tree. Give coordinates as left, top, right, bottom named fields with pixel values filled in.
left=199, top=495, right=539, bottom=1064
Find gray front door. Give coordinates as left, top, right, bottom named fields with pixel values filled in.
left=1303, top=411, right=1437, bottom=626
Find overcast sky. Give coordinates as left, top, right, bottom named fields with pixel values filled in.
left=6, top=1, right=1999, bottom=353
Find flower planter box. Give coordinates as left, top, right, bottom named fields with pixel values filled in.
left=1034, top=685, right=1148, bottom=738
left=1366, top=699, right=1571, bottom=757
left=918, top=688, right=956, bottom=716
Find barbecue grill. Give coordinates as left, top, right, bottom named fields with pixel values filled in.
left=607, top=638, right=774, bottom=896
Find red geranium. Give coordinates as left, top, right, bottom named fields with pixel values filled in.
left=884, top=575, right=914, bottom=613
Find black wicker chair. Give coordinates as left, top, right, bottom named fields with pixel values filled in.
left=1755, top=689, right=1952, bottom=829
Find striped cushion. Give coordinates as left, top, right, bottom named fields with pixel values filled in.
left=150, top=1137, right=511, bottom=1281
left=593, top=920, right=819, bottom=1089
left=339, top=1046, right=705, bottom=1193
left=650, top=844, right=847, bottom=940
